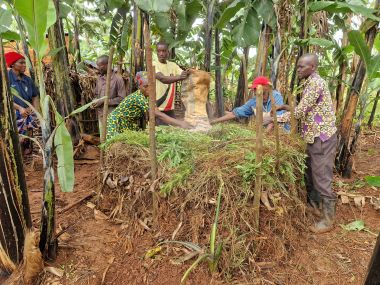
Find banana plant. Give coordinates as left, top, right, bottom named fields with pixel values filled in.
left=13, top=0, right=99, bottom=259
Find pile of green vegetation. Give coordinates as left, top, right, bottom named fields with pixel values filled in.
left=103, top=124, right=308, bottom=281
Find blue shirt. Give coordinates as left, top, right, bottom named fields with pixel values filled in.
left=8, top=70, right=39, bottom=108
left=232, top=90, right=290, bottom=131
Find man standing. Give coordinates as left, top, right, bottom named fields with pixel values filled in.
left=277, top=54, right=337, bottom=233
left=154, top=41, right=189, bottom=123
left=92, top=55, right=126, bottom=134
left=210, top=76, right=290, bottom=132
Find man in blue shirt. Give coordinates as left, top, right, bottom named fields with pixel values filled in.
left=210, top=76, right=289, bottom=132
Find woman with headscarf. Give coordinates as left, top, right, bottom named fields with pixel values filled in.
left=106, top=71, right=191, bottom=140
left=5, top=51, right=39, bottom=155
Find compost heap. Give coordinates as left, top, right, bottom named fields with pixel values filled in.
left=101, top=124, right=308, bottom=281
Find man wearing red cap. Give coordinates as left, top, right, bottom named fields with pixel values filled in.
left=5, top=51, right=39, bottom=155
left=210, top=76, right=289, bottom=132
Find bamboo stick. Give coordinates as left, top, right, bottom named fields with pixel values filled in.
left=253, top=85, right=264, bottom=230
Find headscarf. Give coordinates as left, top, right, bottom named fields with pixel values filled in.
left=249, top=76, right=272, bottom=89
left=135, top=71, right=149, bottom=88
left=5, top=51, right=25, bottom=68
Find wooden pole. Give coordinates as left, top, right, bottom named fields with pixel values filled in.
left=253, top=85, right=264, bottom=230
left=100, top=46, right=115, bottom=145
left=269, top=88, right=280, bottom=166
left=365, top=233, right=380, bottom=285
left=143, top=18, right=157, bottom=180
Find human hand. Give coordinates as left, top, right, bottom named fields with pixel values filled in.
left=25, top=107, right=33, bottom=115
left=19, top=107, right=29, bottom=118
left=91, top=99, right=104, bottom=109
left=178, top=120, right=192, bottom=129
left=179, top=70, right=189, bottom=80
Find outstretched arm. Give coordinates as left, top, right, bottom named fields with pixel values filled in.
left=154, top=108, right=191, bottom=129
left=156, top=70, right=189, bottom=84
left=210, top=111, right=236, bottom=125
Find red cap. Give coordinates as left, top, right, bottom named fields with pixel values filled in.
left=249, top=76, right=272, bottom=89
left=4, top=51, right=25, bottom=68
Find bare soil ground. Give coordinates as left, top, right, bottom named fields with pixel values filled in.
left=6, top=129, right=380, bottom=285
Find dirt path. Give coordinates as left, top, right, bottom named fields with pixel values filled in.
left=18, top=129, right=380, bottom=285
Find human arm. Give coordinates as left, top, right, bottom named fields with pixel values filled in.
left=154, top=108, right=192, bottom=129
left=13, top=103, right=28, bottom=117
left=210, top=111, right=236, bottom=125
left=155, top=70, right=189, bottom=84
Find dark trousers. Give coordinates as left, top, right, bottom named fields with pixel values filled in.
left=156, top=110, right=176, bottom=126
left=305, top=133, right=337, bottom=202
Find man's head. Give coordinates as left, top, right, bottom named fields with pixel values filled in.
left=96, top=55, right=109, bottom=75
left=156, top=41, right=169, bottom=64
left=250, top=76, right=272, bottom=103
left=135, top=71, right=149, bottom=96
left=5, top=52, right=26, bottom=73
left=297, top=53, right=318, bottom=80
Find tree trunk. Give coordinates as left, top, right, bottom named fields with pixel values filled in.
left=203, top=0, right=215, bottom=72
left=234, top=47, right=249, bottom=108
left=289, top=0, right=308, bottom=94
left=365, top=233, right=380, bottom=285
left=214, top=28, right=224, bottom=117
left=255, top=24, right=272, bottom=76
left=368, top=90, right=379, bottom=129
left=74, top=14, right=81, bottom=63
left=0, top=38, right=32, bottom=269
left=48, top=0, right=81, bottom=145
left=336, top=21, right=378, bottom=177
left=130, top=5, right=144, bottom=93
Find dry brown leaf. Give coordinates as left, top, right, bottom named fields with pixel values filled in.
left=341, top=195, right=350, bottom=204
left=353, top=196, right=365, bottom=208
left=45, top=267, right=64, bottom=278
left=86, top=202, right=96, bottom=209
left=94, top=209, right=108, bottom=221
left=261, top=191, right=275, bottom=210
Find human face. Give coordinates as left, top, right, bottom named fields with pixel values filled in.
left=96, top=59, right=108, bottom=75
left=13, top=58, right=26, bottom=74
left=140, top=83, right=149, bottom=97
left=297, top=57, right=315, bottom=80
left=156, top=44, right=169, bottom=63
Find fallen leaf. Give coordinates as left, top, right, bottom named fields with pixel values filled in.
left=45, top=266, right=64, bottom=277
left=340, top=220, right=365, bottom=232
left=340, top=194, right=350, bottom=204
left=261, top=191, right=274, bottom=210
left=353, top=196, right=365, bottom=208
left=145, top=246, right=162, bottom=259
left=365, top=176, right=380, bottom=187
left=86, top=202, right=96, bottom=209
left=94, top=209, right=108, bottom=221
left=106, top=177, right=117, bottom=189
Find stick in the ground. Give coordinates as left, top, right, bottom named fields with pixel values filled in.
left=269, top=88, right=280, bottom=167
left=253, top=85, right=264, bottom=231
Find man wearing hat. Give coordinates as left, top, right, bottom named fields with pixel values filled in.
left=210, top=76, right=289, bottom=131
left=5, top=51, right=39, bottom=155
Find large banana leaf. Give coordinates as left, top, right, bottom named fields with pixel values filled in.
left=232, top=8, right=260, bottom=48
left=14, top=0, right=57, bottom=58
left=216, top=0, right=245, bottom=28
left=348, top=31, right=371, bottom=72
left=309, top=1, right=380, bottom=22
left=135, top=0, right=173, bottom=13
left=0, top=7, right=12, bottom=34
left=52, top=103, right=74, bottom=193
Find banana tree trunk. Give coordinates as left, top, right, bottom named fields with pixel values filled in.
left=74, top=14, right=81, bottom=63
left=255, top=24, right=272, bottom=76
left=48, top=0, right=81, bottom=145
left=203, top=0, right=215, bottom=72
left=234, top=47, right=249, bottom=108
left=336, top=23, right=377, bottom=178
left=130, top=4, right=144, bottom=93
left=0, top=38, right=31, bottom=269
left=215, top=27, right=224, bottom=117
left=365, top=233, right=380, bottom=285
left=367, top=90, right=379, bottom=129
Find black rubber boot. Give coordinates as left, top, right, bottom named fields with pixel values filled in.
left=309, top=197, right=336, bottom=233
left=307, top=200, right=322, bottom=218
